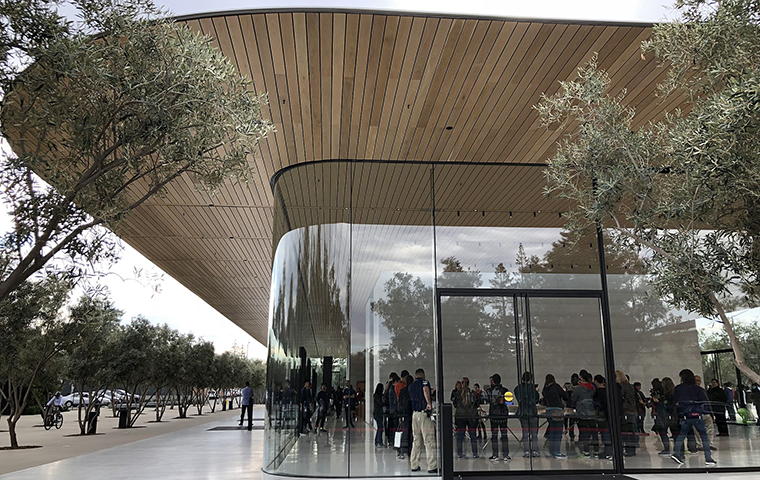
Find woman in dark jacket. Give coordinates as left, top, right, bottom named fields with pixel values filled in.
left=453, top=377, right=479, bottom=458
left=616, top=370, right=639, bottom=456
left=373, top=383, right=384, bottom=447
left=397, top=375, right=414, bottom=459
left=542, top=374, right=568, bottom=458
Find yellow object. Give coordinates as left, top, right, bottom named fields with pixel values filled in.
left=504, top=391, right=514, bottom=402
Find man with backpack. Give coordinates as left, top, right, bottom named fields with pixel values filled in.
left=515, top=371, right=541, bottom=458
left=409, top=369, right=437, bottom=474
left=671, top=369, right=717, bottom=467
left=572, top=371, right=597, bottom=457
left=486, top=373, right=511, bottom=461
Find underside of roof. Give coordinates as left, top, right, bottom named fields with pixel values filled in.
left=44, top=10, right=689, bottom=346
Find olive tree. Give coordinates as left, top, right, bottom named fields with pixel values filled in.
left=0, top=0, right=273, bottom=302
left=535, top=0, right=760, bottom=384
left=110, top=316, right=158, bottom=427
left=64, top=294, right=121, bottom=435
left=0, top=275, right=71, bottom=448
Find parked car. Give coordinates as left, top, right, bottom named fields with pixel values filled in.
left=98, top=389, right=141, bottom=406
left=61, top=392, right=111, bottom=408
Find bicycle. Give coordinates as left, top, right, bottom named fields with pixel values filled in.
left=44, top=408, right=63, bottom=430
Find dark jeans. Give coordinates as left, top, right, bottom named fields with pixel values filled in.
left=317, top=406, right=328, bottom=429
left=519, top=416, right=539, bottom=453
left=546, top=410, right=563, bottom=456
left=577, top=418, right=598, bottom=454
left=622, top=413, right=639, bottom=453
left=387, top=414, right=398, bottom=446
left=374, top=414, right=384, bottom=445
left=597, top=418, right=612, bottom=457
left=654, top=414, right=670, bottom=452
left=344, top=405, right=354, bottom=427
left=714, top=410, right=729, bottom=435
left=399, top=415, right=412, bottom=454
left=726, top=403, right=736, bottom=421
left=301, top=406, right=312, bottom=433
left=240, top=403, right=253, bottom=430
left=674, top=417, right=714, bottom=461
left=490, top=418, right=510, bottom=457
left=455, top=416, right=478, bottom=456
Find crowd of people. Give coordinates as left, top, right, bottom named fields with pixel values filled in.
left=276, top=366, right=760, bottom=471
left=375, top=368, right=760, bottom=467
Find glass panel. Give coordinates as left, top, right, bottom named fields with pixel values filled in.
left=349, top=163, right=437, bottom=476
left=608, top=270, right=760, bottom=470
left=528, top=296, right=612, bottom=471
left=264, top=164, right=350, bottom=477
left=441, top=294, right=613, bottom=473
left=441, top=294, right=525, bottom=472
left=433, top=164, right=601, bottom=290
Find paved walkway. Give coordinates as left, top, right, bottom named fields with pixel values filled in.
left=0, top=406, right=243, bottom=476
left=0, top=408, right=757, bottom=480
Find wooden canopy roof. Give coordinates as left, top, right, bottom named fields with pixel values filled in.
left=90, top=10, right=684, bottom=346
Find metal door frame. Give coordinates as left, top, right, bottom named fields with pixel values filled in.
left=435, top=288, right=617, bottom=478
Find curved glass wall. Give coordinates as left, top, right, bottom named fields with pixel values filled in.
left=265, top=161, right=760, bottom=478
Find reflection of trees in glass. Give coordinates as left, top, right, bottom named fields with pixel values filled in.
left=271, top=225, right=349, bottom=359
left=519, top=231, right=693, bottom=378
left=372, top=272, right=433, bottom=366
left=701, top=322, right=760, bottom=388
left=482, top=263, right=519, bottom=366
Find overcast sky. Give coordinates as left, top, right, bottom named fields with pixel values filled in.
left=4, top=1, right=678, bottom=360
left=154, top=0, right=676, bottom=23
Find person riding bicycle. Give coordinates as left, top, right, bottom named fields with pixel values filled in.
left=46, top=391, right=63, bottom=415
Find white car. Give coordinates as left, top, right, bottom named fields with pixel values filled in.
left=99, top=389, right=140, bottom=404
left=61, top=392, right=111, bottom=408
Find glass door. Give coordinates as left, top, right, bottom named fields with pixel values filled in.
left=439, top=291, right=614, bottom=475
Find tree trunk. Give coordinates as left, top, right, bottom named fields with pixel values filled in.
left=708, top=291, right=760, bottom=385
left=31, top=390, right=45, bottom=422
left=615, top=225, right=760, bottom=387
left=8, top=416, right=18, bottom=449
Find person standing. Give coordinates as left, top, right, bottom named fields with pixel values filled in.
left=707, top=379, right=729, bottom=436
left=343, top=380, right=356, bottom=428
left=515, top=371, right=540, bottom=458
left=593, top=375, right=613, bottom=460
left=573, top=371, right=597, bottom=457
left=751, top=384, right=760, bottom=425
left=397, top=375, right=412, bottom=460
left=316, top=383, right=331, bottom=432
left=651, top=378, right=671, bottom=455
left=240, top=381, right=254, bottom=430
left=542, top=374, right=568, bottom=459
left=300, top=381, right=314, bottom=434
left=671, top=369, right=717, bottom=467
left=373, top=383, right=385, bottom=447
left=333, top=386, right=343, bottom=420
left=486, top=373, right=511, bottom=461
left=693, top=375, right=716, bottom=450
left=453, top=377, right=479, bottom=459
left=723, top=382, right=736, bottom=422
left=386, top=373, right=400, bottom=448
left=409, top=368, right=438, bottom=474
left=473, top=383, right=487, bottom=441
left=634, top=382, right=648, bottom=434
left=616, top=370, right=639, bottom=457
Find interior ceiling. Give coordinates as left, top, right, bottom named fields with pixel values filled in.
left=59, top=11, right=688, bottom=347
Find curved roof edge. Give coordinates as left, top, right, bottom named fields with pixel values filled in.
left=172, top=7, right=655, bottom=28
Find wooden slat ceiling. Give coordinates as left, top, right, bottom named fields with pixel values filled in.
left=111, top=11, right=686, bottom=347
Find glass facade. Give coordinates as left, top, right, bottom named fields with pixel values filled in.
left=264, top=161, right=760, bottom=478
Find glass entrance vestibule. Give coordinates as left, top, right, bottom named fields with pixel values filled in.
left=263, top=161, right=760, bottom=479
left=438, top=290, right=613, bottom=475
